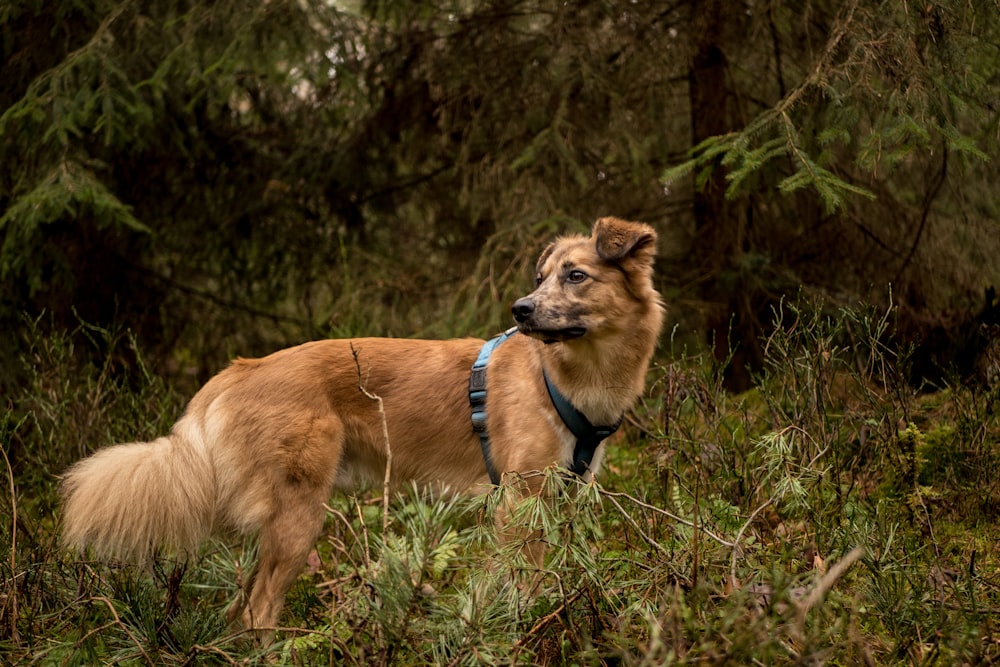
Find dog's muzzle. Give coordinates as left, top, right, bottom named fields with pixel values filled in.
left=511, top=297, right=586, bottom=343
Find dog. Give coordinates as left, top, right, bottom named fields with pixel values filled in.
left=61, top=216, right=664, bottom=635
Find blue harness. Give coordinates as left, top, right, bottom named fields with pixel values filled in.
left=469, top=329, right=623, bottom=485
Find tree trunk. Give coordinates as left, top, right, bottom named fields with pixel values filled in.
left=688, top=1, right=757, bottom=391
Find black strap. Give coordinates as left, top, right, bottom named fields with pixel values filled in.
left=543, top=370, right=623, bottom=476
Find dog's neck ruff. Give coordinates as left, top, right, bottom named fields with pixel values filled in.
left=469, top=329, right=623, bottom=485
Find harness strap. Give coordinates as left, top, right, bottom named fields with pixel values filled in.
left=469, top=329, right=624, bottom=484
left=469, top=328, right=517, bottom=485
left=543, top=371, right=623, bottom=476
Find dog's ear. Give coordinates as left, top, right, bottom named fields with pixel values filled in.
left=593, top=217, right=657, bottom=266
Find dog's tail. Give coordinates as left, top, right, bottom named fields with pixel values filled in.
left=61, top=427, right=216, bottom=564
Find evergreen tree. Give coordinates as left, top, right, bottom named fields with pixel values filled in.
left=2, top=0, right=998, bottom=391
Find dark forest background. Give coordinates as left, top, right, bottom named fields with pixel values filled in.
left=4, top=3, right=1000, bottom=663
left=3, top=1, right=999, bottom=394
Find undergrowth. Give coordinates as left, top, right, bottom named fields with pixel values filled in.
left=2, top=299, right=999, bottom=665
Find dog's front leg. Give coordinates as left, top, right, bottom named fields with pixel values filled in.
left=492, top=471, right=552, bottom=596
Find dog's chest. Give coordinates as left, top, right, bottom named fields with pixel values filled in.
left=545, top=411, right=585, bottom=469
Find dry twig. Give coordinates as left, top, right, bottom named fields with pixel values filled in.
left=351, top=342, right=393, bottom=533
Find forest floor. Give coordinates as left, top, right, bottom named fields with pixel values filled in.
left=2, top=303, right=999, bottom=665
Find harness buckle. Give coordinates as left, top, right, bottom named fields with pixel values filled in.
left=468, top=367, right=487, bottom=395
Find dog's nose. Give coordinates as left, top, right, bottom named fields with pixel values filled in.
left=511, top=297, right=535, bottom=323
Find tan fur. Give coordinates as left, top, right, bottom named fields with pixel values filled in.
left=61, top=216, right=664, bottom=636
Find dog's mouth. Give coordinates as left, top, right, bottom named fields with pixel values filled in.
left=518, top=325, right=588, bottom=344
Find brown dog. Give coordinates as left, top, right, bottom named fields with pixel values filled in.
left=61, top=216, right=664, bottom=634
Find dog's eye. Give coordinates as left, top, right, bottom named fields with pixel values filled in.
left=535, top=273, right=544, bottom=286
left=566, top=270, right=588, bottom=284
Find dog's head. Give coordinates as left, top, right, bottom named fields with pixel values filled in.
left=512, top=217, right=661, bottom=344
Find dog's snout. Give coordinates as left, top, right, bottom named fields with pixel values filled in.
left=511, top=297, right=535, bottom=323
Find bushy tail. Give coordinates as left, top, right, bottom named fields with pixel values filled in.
left=61, top=430, right=216, bottom=564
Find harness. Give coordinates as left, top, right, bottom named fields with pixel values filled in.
left=469, top=329, right=623, bottom=485
left=468, top=327, right=517, bottom=485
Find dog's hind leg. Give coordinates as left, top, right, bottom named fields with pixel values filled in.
left=240, top=493, right=327, bottom=641
left=237, top=415, right=344, bottom=642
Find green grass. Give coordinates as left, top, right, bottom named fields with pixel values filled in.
left=2, top=300, right=999, bottom=665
